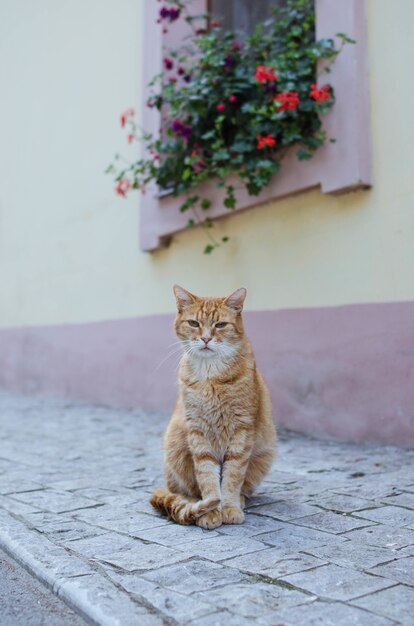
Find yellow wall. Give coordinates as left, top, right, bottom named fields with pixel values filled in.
left=1, top=0, right=413, bottom=327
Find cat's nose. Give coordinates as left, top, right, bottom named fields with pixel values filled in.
left=201, top=336, right=212, bottom=345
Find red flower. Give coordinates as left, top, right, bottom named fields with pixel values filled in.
left=229, top=95, right=237, bottom=103
left=257, top=134, right=276, bottom=150
left=120, top=108, right=135, bottom=127
left=211, top=20, right=221, bottom=27
left=310, top=84, right=331, bottom=102
left=115, top=179, right=132, bottom=197
left=254, top=65, right=277, bottom=84
left=216, top=103, right=225, bottom=112
left=163, top=57, right=174, bottom=70
left=275, top=91, right=300, bottom=111
left=127, top=133, right=135, bottom=144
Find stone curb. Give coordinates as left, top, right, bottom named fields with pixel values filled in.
left=0, top=509, right=163, bottom=626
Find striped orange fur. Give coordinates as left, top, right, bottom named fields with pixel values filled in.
left=150, top=286, right=276, bottom=529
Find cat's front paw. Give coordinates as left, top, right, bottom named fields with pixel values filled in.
left=222, top=506, right=245, bottom=524
left=196, top=508, right=222, bottom=530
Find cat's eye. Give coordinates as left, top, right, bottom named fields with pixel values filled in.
left=215, top=322, right=228, bottom=329
left=187, top=320, right=200, bottom=328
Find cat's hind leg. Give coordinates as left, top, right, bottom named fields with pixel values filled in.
left=241, top=447, right=274, bottom=501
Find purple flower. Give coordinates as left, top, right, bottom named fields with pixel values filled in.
left=168, top=7, right=181, bottom=21
left=181, top=126, right=192, bottom=140
left=159, top=6, right=181, bottom=22
left=224, top=55, right=234, bottom=69
left=159, top=7, right=170, bottom=19
left=171, top=119, right=192, bottom=139
left=183, top=73, right=192, bottom=83
left=163, top=57, right=174, bottom=70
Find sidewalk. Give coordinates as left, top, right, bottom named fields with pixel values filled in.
left=0, top=391, right=413, bottom=626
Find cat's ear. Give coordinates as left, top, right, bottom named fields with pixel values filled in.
left=224, top=288, right=247, bottom=313
left=173, top=285, right=197, bottom=311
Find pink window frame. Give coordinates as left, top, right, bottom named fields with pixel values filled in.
left=140, top=0, right=371, bottom=251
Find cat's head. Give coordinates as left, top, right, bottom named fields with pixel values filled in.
left=173, top=285, right=247, bottom=360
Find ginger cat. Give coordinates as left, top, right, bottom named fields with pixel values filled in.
left=150, top=286, right=276, bottom=529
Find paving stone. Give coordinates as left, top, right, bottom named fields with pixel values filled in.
left=10, top=489, right=102, bottom=513
left=352, top=583, right=414, bottom=623
left=58, top=573, right=164, bottom=626
left=216, top=513, right=284, bottom=537
left=72, top=487, right=141, bottom=505
left=104, top=569, right=160, bottom=598
left=244, top=493, right=287, bottom=508
left=291, top=511, right=375, bottom=534
left=400, top=544, right=414, bottom=556
left=260, top=600, right=396, bottom=626
left=379, top=492, right=414, bottom=509
left=369, top=556, right=414, bottom=586
left=0, top=479, right=44, bottom=495
left=1, top=390, right=414, bottom=626
left=356, top=506, right=414, bottom=527
left=173, top=535, right=269, bottom=562
left=26, top=512, right=106, bottom=543
left=141, top=559, right=245, bottom=594
left=304, top=542, right=400, bottom=570
left=194, top=581, right=314, bottom=618
left=307, top=493, right=379, bottom=513
left=222, top=548, right=327, bottom=578
left=342, top=524, right=414, bottom=550
left=68, top=533, right=186, bottom=572
left=133, top=521, right=220, bottom=546
left=75, top=505, right=169, bottom=534
left=0, top=494, right=40, bottom=516
left=334, top=484, right=408, bottom=501
left=253, top=524, right=349, bottom=553
left=281, top=563, right=396, bottom=601
left=260, top=471, right=302, bottom=485
left=250, top=500, right=321, bottom=521
left=0, top=509, right=92, bottom=580
left=135, top=585, right=214, bottom=622
left=188, top=612, right=254, bottom=626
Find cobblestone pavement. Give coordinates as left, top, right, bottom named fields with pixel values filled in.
left=0, top=391, right=414, bottom=626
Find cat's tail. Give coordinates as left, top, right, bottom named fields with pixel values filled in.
left=150, top=488, right=219, bottom=525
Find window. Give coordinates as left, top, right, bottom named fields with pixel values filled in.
left=141, top=0, right=371, bottom=252
left=209, top=0, right=288, bottom=36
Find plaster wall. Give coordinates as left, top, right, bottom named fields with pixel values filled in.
left=0, top=0, right=413, bottom=326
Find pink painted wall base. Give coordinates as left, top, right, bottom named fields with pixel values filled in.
left=1, top=301, right=413, bottom=447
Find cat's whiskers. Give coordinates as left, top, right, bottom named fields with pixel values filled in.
left=154, top=340, right=192, bottom=372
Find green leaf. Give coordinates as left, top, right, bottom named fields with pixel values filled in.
left=179, top=195, right=199, bottom=212
left=200, top=198, right=211, bottom=210
left=204, top=244, right=215, bottom=254
left=297, top=148, right=313, bottom=161
left=213, top=149, right=230, bottom=161
left=256, top=159, right=273, bottom=169
left=232, top=141, right=253, bottom=153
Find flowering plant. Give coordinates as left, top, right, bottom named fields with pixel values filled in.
left=108, top=0, right=354, bottom=253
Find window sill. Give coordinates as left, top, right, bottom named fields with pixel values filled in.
left=140, top=0, right=371, bottom=252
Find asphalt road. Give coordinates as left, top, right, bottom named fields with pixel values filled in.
left=0, top=548, right=87, bottom=626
